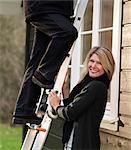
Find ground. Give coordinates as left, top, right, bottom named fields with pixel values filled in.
left=0, top=124, right=22, bottom=150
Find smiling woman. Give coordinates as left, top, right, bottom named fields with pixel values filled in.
left=49, top=46, right=115, bottom=150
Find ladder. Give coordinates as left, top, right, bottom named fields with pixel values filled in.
left=21, top=0, right=89, bottom=149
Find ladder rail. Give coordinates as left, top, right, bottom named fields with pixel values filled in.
left=21, top=129, right=37, bottom=150
left=35, top=88, right=45, bottom=117
left=32, top=114, right=52, bottom=150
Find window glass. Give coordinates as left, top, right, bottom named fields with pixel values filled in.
left=81, top=34, right=92, bottom=64
left=83, top=0, right=93, bottom=31
left=99, top=30, right=112, bottom=50
left=100, top=0, right=114, bottom=28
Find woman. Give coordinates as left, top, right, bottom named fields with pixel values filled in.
left=49, top=46, right=115, bottom=150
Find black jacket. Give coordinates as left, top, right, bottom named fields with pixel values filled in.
left=56, top=74, right=109, bottom=150
left=24, top=0, right=74, bottom=22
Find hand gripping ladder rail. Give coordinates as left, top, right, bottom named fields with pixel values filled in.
left=21, top=0, right=89, bottom=149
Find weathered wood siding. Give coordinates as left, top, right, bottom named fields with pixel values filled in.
left=120, top=0, right=131, bottom=139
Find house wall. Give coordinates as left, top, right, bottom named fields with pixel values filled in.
left=100, top=0, right=131, bottom=149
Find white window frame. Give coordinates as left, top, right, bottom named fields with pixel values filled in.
left=71, top=0, right=122, bottom=131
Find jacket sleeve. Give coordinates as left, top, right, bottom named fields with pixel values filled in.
left=56, top=81, right=107, bottom=121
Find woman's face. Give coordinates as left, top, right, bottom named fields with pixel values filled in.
left=88, top=53, right=105, bottom=78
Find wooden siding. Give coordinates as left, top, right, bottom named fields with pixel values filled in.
left=121, top=71, right=131, bottom=92
left=123, top=1, right=131, bottom=24
left=122, top=25, right=131, bottom=46
left=120, top=96, right=131, bottom=116
left=121, top=5, right=131, bottom=139
left=121, top=47, right=131, bottom=69
left=118, top=0, right=131, bottom=141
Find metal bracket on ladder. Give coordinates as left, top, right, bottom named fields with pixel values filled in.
left=21, top=0, right=89, bottom=149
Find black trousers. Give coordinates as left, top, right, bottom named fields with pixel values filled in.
left=14, top=14, right=78, bottom=115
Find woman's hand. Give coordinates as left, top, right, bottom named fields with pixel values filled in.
left=49, top=91, right=61, bottom=110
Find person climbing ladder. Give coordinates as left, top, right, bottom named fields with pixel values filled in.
left=12, top=0, right=78, bottom=125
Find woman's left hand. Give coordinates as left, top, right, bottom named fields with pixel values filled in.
left=49, top=91, right=61, bottom=110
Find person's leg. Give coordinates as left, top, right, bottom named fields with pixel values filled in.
left=32, top=14, right=78, bottom=88
left=13, top=28, right=51, bottom=124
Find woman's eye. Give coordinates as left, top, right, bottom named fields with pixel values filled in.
left=97, top=62, right=102, bottom=65
left=89, top=59, right=94, bottom=63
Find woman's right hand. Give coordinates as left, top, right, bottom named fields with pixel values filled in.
left=49, top=91, right=61, bottom=110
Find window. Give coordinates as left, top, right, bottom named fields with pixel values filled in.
left=70, top=0, right=122, bottom=131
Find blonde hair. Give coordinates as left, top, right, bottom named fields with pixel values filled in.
left=79, top=46, right=115, bottom=82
